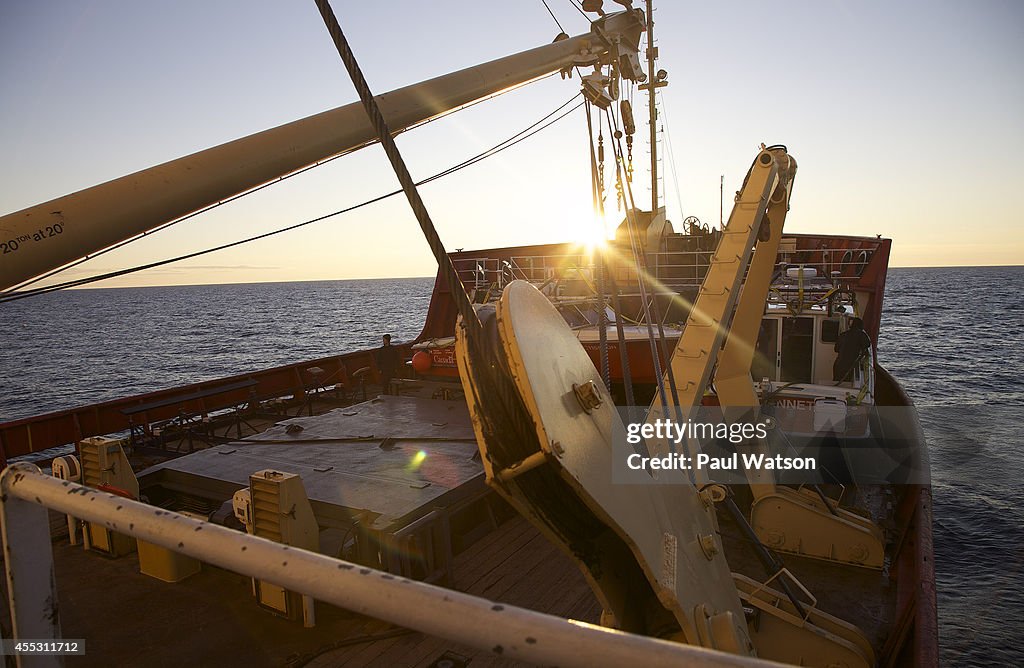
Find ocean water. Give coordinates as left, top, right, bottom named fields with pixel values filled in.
left=0, top=278, right=434, bottom=422
left=877, top=266, right=1023, bottom=667
left=1, top=267, right=1021, bottom=665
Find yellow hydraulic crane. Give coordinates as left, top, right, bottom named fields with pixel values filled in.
left=648, top=146, right=885, bottom=569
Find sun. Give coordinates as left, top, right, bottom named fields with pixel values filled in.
left=570, top=210, right=615, bottom=253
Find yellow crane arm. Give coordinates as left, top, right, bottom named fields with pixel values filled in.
left=699, top=149, right=885, bottom=571
left=645, top=147, right=789, bottom=471
left=713, top=149, right=796, bottom=406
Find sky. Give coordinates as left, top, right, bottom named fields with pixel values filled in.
left=1, top=0, right=1021, bottom=289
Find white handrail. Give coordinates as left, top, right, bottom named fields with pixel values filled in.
left=0, top=463, right=784, bottom=668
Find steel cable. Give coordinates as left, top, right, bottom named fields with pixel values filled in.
left=0, top=97, right=583, bottom=304
left=314, top=0, right=541, bottom=468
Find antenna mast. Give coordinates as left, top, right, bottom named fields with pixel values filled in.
left=645, top=0, right=659, bottom=215
left=720, top=174, right=724, bottom=227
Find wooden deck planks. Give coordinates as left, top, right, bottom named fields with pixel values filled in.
left=308, top=516, right=600, bottom=667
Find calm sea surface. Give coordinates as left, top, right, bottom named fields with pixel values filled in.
left=875, top=267, right=1023, bottom=667
left=1, top=267, right=1021, bottom=666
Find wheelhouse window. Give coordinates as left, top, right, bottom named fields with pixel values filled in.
left=821, top=318, right=841, bottom=343
left=781, top=316, right=814, bottom=383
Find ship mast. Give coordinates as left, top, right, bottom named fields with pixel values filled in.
left=640, top=0, right=667, bottom=215
left=646, top=0, right=658, bottom=213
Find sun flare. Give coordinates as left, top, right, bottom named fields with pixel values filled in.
left=569, top=208, right=618, bottom=253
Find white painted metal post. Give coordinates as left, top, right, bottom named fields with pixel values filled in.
left=302, top=595, right=315, bottom=628
left=65, top=515, right=79, bottom=547
left=0, top=466, right=62, bottom=668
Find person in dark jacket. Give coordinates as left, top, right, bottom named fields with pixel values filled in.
left=833, top=318, right=872, bottom=382
left=376, top=334, right=401, bottom=395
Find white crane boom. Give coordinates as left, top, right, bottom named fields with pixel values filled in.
left=0, top=10, right=645, bottom=291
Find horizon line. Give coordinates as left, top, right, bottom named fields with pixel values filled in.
left=52, top=263, right=1021, bottom=291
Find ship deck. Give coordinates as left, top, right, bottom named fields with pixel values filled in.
left=717, top=486, right=899, bottom=654
left=2, top=515, right=600, bottom=667
left=138, top=395, right=486, bottom=533
left=0, top=390, right=601, bottom=667
left=6, top=387, right=905, bottom=666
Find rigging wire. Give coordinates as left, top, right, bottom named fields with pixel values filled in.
left=604, top=108, right=670, bottom=409
left=566, top=0, right=590, bottom=20
left=586, top=100, right=636, bottom=407
left=539, top=0, right=566, bottom=33
left=656, top=90, right=687, bottom=229
left=536, top=0, right=593, bottom=84
left=604, top=34, right=684, bottom=424
left=607, top=106, right=687, bottom=432
left=585, top=101, right=611, bottom=392
left=315, top=0, right=543, bottom=481
left=317, top=0, right=470, bottom=331
left=3, top=72, right=560, bottom=295
left=9, top=147, right=365, bottom=294
left=0, top=95, right=584, bottom=304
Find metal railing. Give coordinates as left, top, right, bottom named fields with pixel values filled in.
left=453, top=245, right=876, bottom=294
left=0, top=463, right=784, bottom=668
